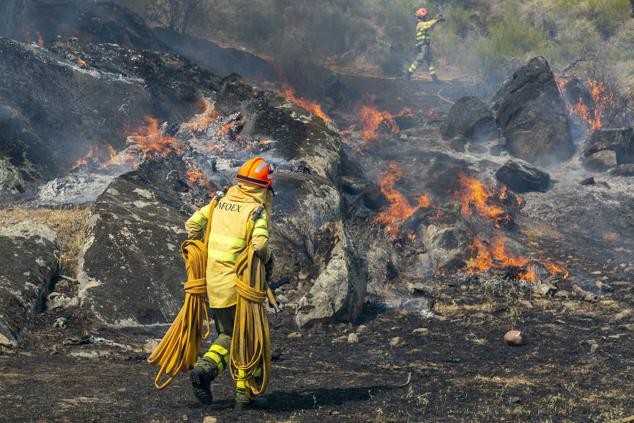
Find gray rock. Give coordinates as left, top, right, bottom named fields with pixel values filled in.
left=420, top=216, right=472, bottom=271
left=582, top=128, right=634, bottom=165
left=0, top=221, right=59, bottom=348
left=584, top=150, right=618, bottom=172
left=77, top=158, right=190, bottom=326
left=296, top=222, right=366, bottom=327
left=580, top=177, right=595, bottom=186
left=608, top=164, right=634, bottom=177
left=492, top=57, right=574, bottom=165
left=495, top=160, right=550, bottom=193
left=449, top=135, right=467, bottom=152
left=441, top=96, right=499, bottom=142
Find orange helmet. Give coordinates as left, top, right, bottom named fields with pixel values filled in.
left=236, top=157, right=272, bottom=188
left=416, top=7, right=428, bottom=19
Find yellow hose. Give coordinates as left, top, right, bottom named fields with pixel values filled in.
left=147, top=196, right=220, bottom=390
left=230, top=219, right=272, bottom=398
left=147, top=240, right=211, bottom=389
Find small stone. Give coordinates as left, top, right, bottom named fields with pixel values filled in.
left=621, top=324, right=634, bottom=332
left=504, top=330, right=525, bottom=346
left=347, top=333, right=359, bottom=344
left=535, top=283, right=557, bottom=298
left=203, top=417, right=218, bottom=423
left=287, top=332, right=303, bottom=339
left=332, top=335, right=347, bottom=344
left=613, top=309, right=633, bottom=321
left=143, top=339, right=160, bottom=354
left=509, top=396, right=521, bottom=404
left=412, top=328, right=430, bottom=336
left=389, top=336, right=401, bottom=347
left=590, top=342, right=599, bottom=354
left=580, top=177, right=595, bottom=186
left=554, top=290, right=570, bottom=299
left=356, top=324, right=368, bottom=334
left=53, top=317, right=67, bottom=329
left=594, top=281, right=613, bottom=292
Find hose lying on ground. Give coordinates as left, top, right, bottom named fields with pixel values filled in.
left=147, top=197, right=219, bottom=390
left=230, top=216, right=272, bottom=398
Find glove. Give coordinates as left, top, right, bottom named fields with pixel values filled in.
left=265, top=254, right=274, bottom=281
left=435, top=14, right=446, bottom=22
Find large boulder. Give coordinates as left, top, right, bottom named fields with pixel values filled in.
left=582, top=128, right=634, bottom=167
left=495, top=160, right=550, bottom=193
left=419, top=207, right=473, bottom=271
left=0, top=37, right=221, bottom=202
left=0, top=221, right=58, bottom=348
left=492, top=57, right=574, bottom=165
left=441, top=96, right=499, bottom=142
left=295, top=222, right=366, bottom=327
left=77, top=156, right=193, bottom=326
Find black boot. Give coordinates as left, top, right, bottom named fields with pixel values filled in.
left=190, top=358, right=217, bottom=405
left=403, top=71, right=412, bottom=81
left=431, top=74, right=440, bottom=83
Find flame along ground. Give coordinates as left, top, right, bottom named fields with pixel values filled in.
left=456, top=174, right=523, bottom=228
left=72, top=87, right=569, bottom=282
left=372, top=162, right=568, bottom=281
left=557, top=77, right=617, bottom=131
left=373, top=161, right=432, bottom=239
left=280, top=84, right=333, bottom=125
left=356, top=103, right=413, bottom=147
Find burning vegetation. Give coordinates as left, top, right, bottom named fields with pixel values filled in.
left=373, top=162, right=432, bottom=239
left=456, top=174, right=523, bottom=228
left=355, top=103, right=413, bottom=147
left=280, top=84, right=333, bottom=125
left=557, top=77, right=618, bottom=132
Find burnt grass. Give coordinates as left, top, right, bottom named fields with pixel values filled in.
left=1, top=277, right=632, bottom=423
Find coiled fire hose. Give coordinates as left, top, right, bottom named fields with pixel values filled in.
left=147, top=197, right=219, bottom=389
left=230, top=213, right=273, bottom=398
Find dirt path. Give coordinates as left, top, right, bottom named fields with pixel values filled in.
left=1, top=279, right=632, bottom=422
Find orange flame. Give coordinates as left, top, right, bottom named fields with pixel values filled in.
left=557, top=77, right=616, bottom=131
left=35, top=31, right=44, bottom=47
left=73, top=144, right=128, bottom=172
left=186, top=169, right=209, bottom=187
left=281, top=85, right=333, bottom=125
left=189, top=99, right=219, bottom=132
left=457, top=174, right=515, bottom=227
left=373, top=162, right=432, bottom=239
left=356, top=104, right=413, bottom=145
left=542, top=261, right=570, bottom=279
left=128, top=116, right=179, bottom=157
left=466, top=236, right=529, bottom=274
left=77, top=57, right=87, bottom=67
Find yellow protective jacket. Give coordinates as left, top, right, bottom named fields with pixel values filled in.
left=416, top=18, right=439, bottom=46
left=185, top=183, right=272, bottom=308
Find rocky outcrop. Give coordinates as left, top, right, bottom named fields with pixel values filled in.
left=295, top=222, right=366, bottom=327
left=77, top=156, right=193, bottom=326
left=0, top=221, right=58, bottom=348
left=0, top=0, right=165, bottom=51
left=582, top=128, right=634, bottom=170
left=419, top=208, right=473, bottom=271
left=492, top=57, right=574, bottom=165
left=0, top=37, right=221, bottom=202
left=495, top=160, right=550, bottom=193
left=441, top=96, right=499, bottom=142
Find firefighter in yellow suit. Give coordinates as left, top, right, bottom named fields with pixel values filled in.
left=185, top=157, right=274, bottom=406
left=405, top=7, right=445, bottom=82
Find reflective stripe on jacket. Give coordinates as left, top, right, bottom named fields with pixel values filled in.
left=416, top=18, right=439, bottom=46
left=185, top=183, right=272, bottom=308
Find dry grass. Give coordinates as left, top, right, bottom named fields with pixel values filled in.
left=0, top=206, right=92, bottom=276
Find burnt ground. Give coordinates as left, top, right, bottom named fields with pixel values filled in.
left=0, top=277, right=632, bottom=423
left=1, top=79, right=633, bottom=422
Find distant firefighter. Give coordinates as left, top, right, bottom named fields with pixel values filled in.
left=405, top=7, right=445, bottom=82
